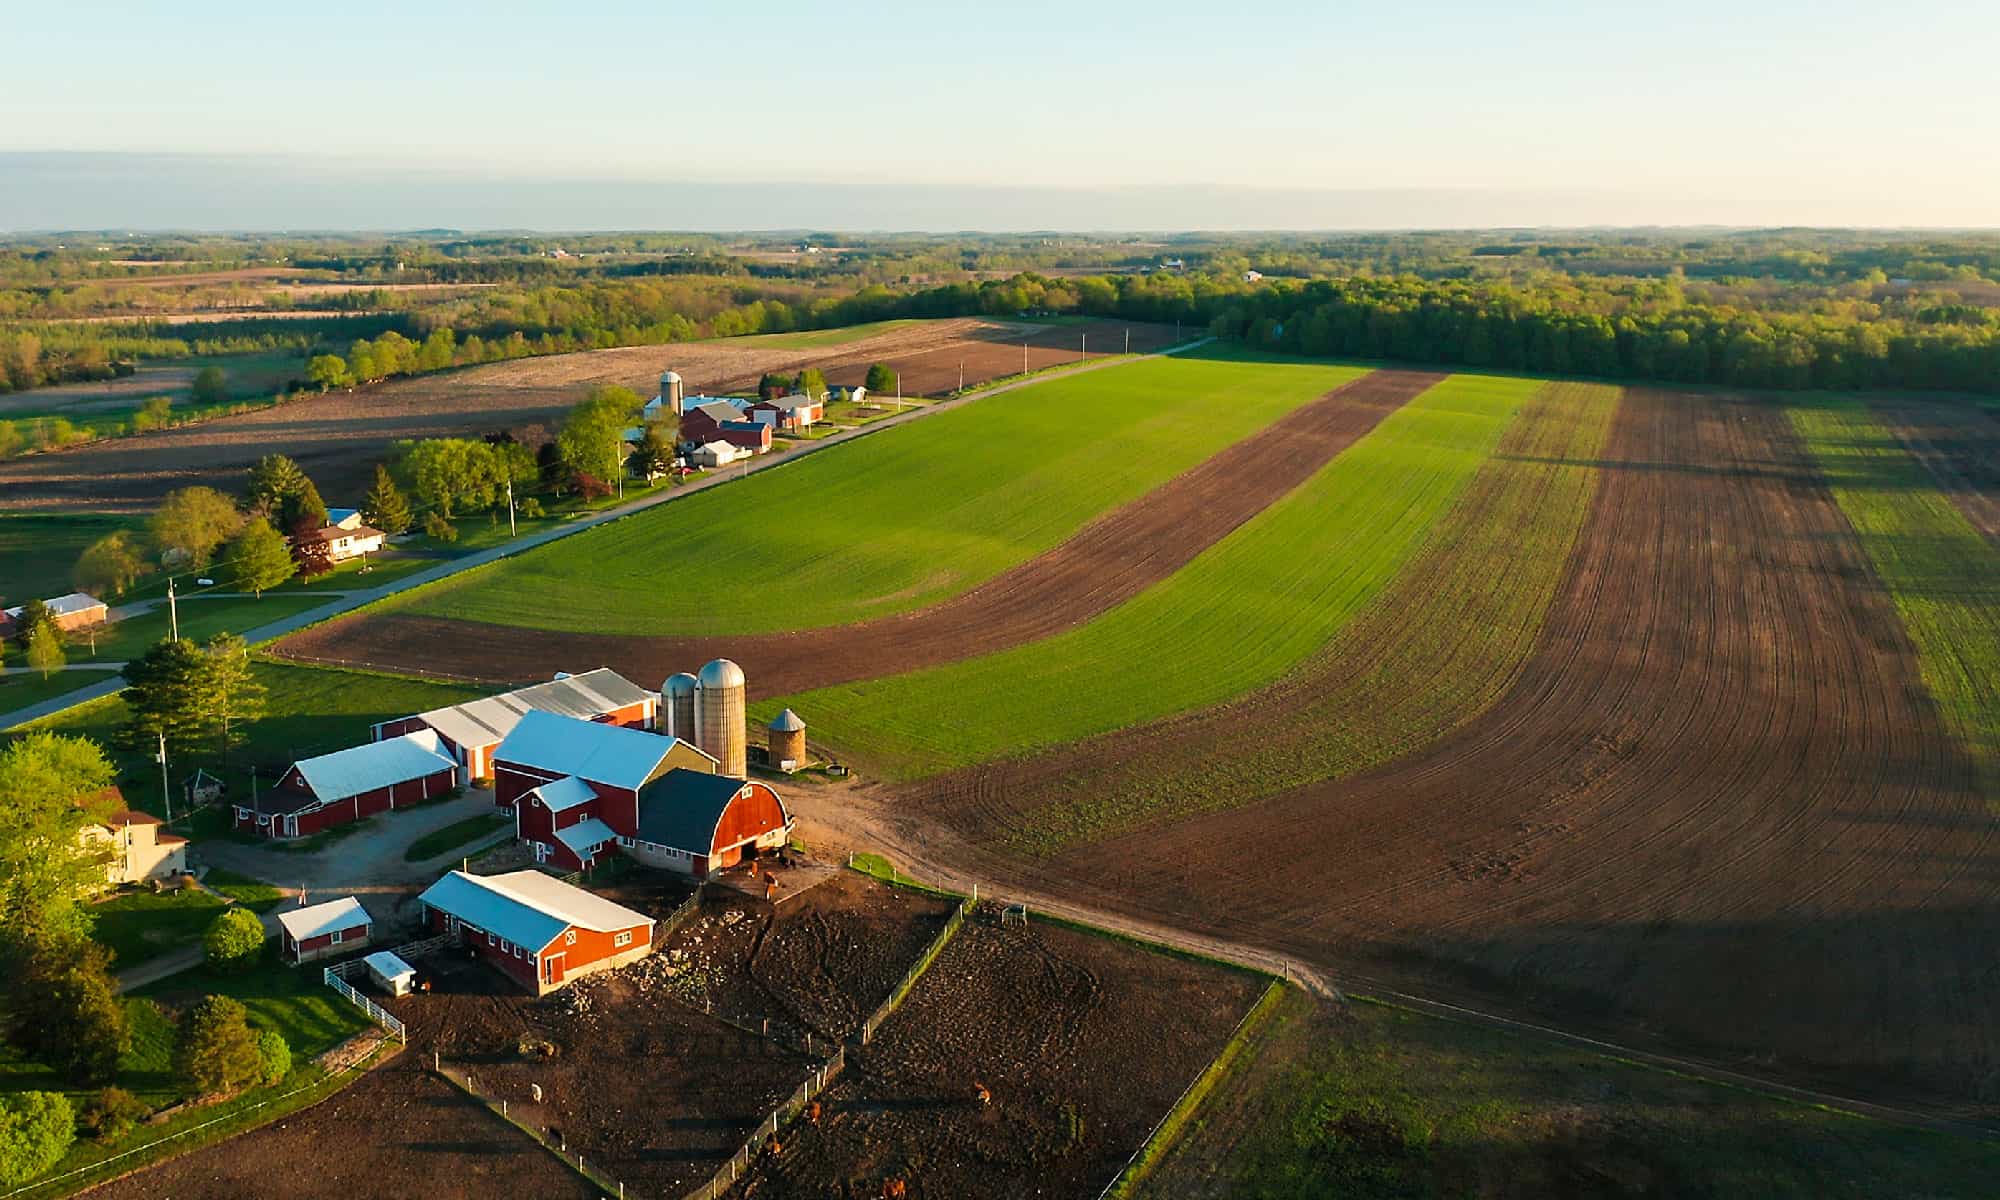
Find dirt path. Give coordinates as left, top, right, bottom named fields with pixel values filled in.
left=845, top=387, right=1998, bottom=1113
left=274, top=370, right=1442, bottom=689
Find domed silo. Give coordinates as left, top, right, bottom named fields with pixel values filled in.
left=694, top=658, right=747, bottom=777
left=659, top=369, right=685, bottom=414
left=661, top=672, right=697, bottom=741
left=768, top=709, right=806, bottom=773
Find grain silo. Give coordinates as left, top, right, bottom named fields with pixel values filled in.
left=659, top=369, right=685, bottom=414
left=661, top=672, right=697, bottom=742
left=768, top=709, right=806, bottom=773
left=694, top=658, right=747, bottom=778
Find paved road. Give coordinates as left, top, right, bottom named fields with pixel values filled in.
left=1, top=341, right=1208, bottom=732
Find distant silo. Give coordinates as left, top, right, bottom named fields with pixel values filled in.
left=694, top=658, right=747, bottom=778
left=659, top=369, right=685, bottom=414
left=768, top=709, right=806, bottom=773
left=661, top=672, right=697, bottom=741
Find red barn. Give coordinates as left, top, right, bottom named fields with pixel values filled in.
left=239, top=731, right=458, bottom=840
left=276, top=896, right=372, bottom=965
left=416, top=869, right=653, bottom=994
left=371, top=668, right=658, bottom=783
left=677, top=401, right=772, bottom=452
left=628, top=769, right=793, bottom=878
left=494, top=710, right=718, bottom=870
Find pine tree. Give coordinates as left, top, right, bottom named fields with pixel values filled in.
left=287, top=476, right=329, bottom=531
left=119, top=639, right=211, bottom=758
left=243, top=455, right=308, bottom=521
left=221, top=520, right=295, bottom=598
left=361, top=464, right=412, bottom=535
left=174, top=996, right=262, bottom=1099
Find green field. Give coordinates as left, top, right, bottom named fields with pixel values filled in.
left=1791, top=402, right=2000, bottom=801
left=398, top=351, right=1369, bottom=636
left=89, top=886, right=229, bottom=969
left=779, top=372, right=1539, bottom=778
left=724, top=318, right=923, bottom=350
left=1139, top=987, right=2000, bottom=1199
left=80, top=593, right=327, bottom=662
left=0, top=512, right=138, bottom=604
left=0, top=666, right=122, bottom=715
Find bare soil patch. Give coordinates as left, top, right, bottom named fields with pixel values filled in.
left=1872, top=399, right=2000, bottom=544
left=732, top=913, right=1264, bottom=1200
left=82, top=1060, right=600, bottom=1200
left=277, top=369, right=1439, bottom=688
left=888, top=388, right=2000, bottom=1108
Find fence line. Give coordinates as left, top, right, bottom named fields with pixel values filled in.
left=680, top=1050, right=847, bottom=1200
left=434, top=1066, right=627, bottom=1197
left=321, top=968, right=407, bottom=1043
left=858, top=897, right=969, bottom=1045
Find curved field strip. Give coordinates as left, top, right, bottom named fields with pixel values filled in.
left=781, top=373, right=1542, bottom=779
left=277, top=371, right=1440, bottom=690
left=1792, top=402, right=2000, bottom=799
left=385, top=353, right=1367, bottom=637
left=911, top=381, right=1618, bottom=854
left=894, top=389, right=1998, bottom=1099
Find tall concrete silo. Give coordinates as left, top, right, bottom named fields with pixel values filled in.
left=659, top=369, right=685, bottom=414
left=661, top=672, right=697, bottom=742
left=694, top=658, right=747, bottom=777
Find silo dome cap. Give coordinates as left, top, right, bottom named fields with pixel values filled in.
left=768, top=708, right=805, bottom=732
left=696, top=658, right=745, bottom=688
left=660, top=369, right=683, bottom=382
left=662, top=671, right=697, bottom=695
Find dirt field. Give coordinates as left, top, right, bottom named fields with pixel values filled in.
left=276, top=369, right=1439, bottom=688
left=877, top=388, right=2000, bottom=1109
left=0, top=318, right=1176, bottom=513
left=731, top=913, right=1265, bottom=1200
left=83, top=1060, right=601, bottom=1200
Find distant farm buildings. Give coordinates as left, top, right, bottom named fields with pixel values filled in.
left=417, top=869, right=654, bottom=994
left=745, top=393, right=824, bottom=431
left=679, top=400, right=772, bottom=454
left=372, top=668, right=657, bottom=781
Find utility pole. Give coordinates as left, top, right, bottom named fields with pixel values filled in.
left=157, top=731, right=173, bottom=824
left=958, top=361, right=964, bottom=392
left=1124, top=328, right=1130, bottom=355
left=167, top=577, right=179, bottom=641
left=1023, top=340, right=1029, bottom=374
left=506, top=478, right=516, bottom=537
left=612, top=439, right=623, bottom=501
left=1081, top=333, right=1087, bottom=360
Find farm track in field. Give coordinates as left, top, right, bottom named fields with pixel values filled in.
left=276, top=370, right=1442, bottom=691
left=892, top=388, right=2000, bottom=1104
left=1869, top=399, right=2000, bottom=545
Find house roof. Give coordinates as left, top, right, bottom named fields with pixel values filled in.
left=496, top=710, right=692, bottom=792
left=417, top=869, right=650, bottom=952
left=411, top=669, right=653, bottom=755
left=6, top=592, right=106, bottom=620
left=292, top=730, right=456, bottom=802
left=103, top=808, right=162, bottom=827
left=527, top=775, right=598, bottom=814
left=636, top=769, right=763, bottom=854
left=277, top=896, right=371, bottom=942
left=554, top=817, right=619, bottom=859
left=295, top=522, right=385, bottom=545
left=688, top=401, right=745, bottom=425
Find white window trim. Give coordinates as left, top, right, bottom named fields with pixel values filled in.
left=330, top=929, right=343, bottom=945
left=613, top=931, right=632, bottom=948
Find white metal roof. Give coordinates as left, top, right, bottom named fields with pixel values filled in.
left=413, top=668, right=653, bottom=755
left=363, top=950, right=415, bottom=981
left=293, top=730, right=455, bottom=802
left=554, top=817, right=619, bottom=858
left=496, top=710, right=687, bottom=791
left=417, top=869, right=649, bottom=953
left=277, top=896, right=370, bottom=942
left=6, top=592, right=106, bottom=620
left=528, top=775, right=598, bottom=814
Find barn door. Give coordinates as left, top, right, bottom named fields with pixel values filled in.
left=544, top=954, right=564, bottom=985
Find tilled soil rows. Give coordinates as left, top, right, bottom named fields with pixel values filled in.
left=276, top=369, right=1439, bottom=688
left=893, top=388, right=2000, bottom=1105
left=82, top=1058, right=601, bottom=1200
left=0, top=318, right=1172, bottom=514
left=731, top=914, right=1265, bottom=1200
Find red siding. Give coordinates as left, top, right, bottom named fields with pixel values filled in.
left=426, top=905, right=650, bottom=993
left=233, top=766, right=456, bottom=840
left=711, top=782, right=789, bottom=854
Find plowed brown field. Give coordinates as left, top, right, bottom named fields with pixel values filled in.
left=889, top=388, right=2000, bottom=1105
left=0, top=318, right=1175, bottom=514
left=275, top=370, right=1442, bottom=689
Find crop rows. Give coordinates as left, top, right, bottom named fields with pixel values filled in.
left=402, top=353, right=1366, bottom=637
left=783, top=373, right=1542, bottom=778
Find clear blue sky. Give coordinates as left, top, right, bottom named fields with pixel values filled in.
left=4, top=0, right=1997, bottom=228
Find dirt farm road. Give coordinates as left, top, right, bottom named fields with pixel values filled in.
left=0, top=342, right=1207, bottom=732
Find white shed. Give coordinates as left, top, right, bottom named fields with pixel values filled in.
left=364, top=950, right=417, bottom=997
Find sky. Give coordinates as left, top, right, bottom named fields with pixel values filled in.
left=3, top=0, right=1997, bottom=230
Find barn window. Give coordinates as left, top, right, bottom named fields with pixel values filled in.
left=487, top=932, right=496, bottom=947
left=565, top=930, right=577, bottom=945
left=514, top=945, right=523, bottom=958
left=614, top=931, right=632, bottom=948
left=330, top=929, right=343, bottom=945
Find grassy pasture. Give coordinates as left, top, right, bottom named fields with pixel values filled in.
left=1791, top=402, right=2000, bottom=801
left=398, top=352, right=1368, bottom=637
left=780, top=372, right=1540, bottom=778
left=0, top=512, right=137, bottom=604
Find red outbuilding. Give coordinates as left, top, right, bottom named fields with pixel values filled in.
left=416, top=869, right=654, bottom=994
left=276, top=895, right=373, bottom=965
left=238, top=730, right=458, bottom=840
left=677, top=401, right=772, bottom=452
left=494, top=710, right=719, bottom=870
left=371, top=668, right=658, bottom=783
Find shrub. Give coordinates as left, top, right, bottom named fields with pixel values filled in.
left=0, top=1091, right=75, bottom=1186
left=78, top=1087, right=147, bottom=1143
left=423, top=510, right=459, bottom=543
left=202, top=908, right=266, bottom=972
left=517, top=496, right=545, bottom=519
left=15, top=941, right=129, bottom=1086
left=175, top=995, right=262, bottom=1099
left=256, top=1029, right=292, bottom=1085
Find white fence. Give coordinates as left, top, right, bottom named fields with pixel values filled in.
left=321, top=967, right=406, bottom=1043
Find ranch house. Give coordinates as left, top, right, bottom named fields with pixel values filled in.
left=372, top=667, right=658, bottom=782
left=494, top=710, right=717, bottom=869
left=416, top=869, right=654, bottom=994
left=238, top=730, right=458, bottom=840
left=292, top=517, right=385, bottom=565
left=277, top=896, right=373, bottom=965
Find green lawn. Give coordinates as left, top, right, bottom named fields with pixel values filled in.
left=89, top=886, right=228, bottom=970
left=0, top=512, right=138, bottom=605
left=396, top=351, right=1369, bottom=637
left=780, top=372, right=1537, bottom=779
left=1791, top=401, right=2000, bottom=802
left=202, top=867, right=286, bottom=909
left=74, top=593, right=328, bottom=663
left=0, top=666, right=122, bottom=716
left=1139, top=986, right=2000, bottom=1199
left=404, top=812, right=511, bottom=862
left=23, top=659, right=491, bottom=820
left=723, top=318, right=923, bottom=350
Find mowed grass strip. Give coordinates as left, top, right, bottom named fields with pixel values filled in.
left=1791, top=402, right=2000, bottom=800
left=398, top=353, right=1367, bottom=637
left=1006, top=382, right=1620, bottom=852
left=779, top=373, right=1540, bottom=778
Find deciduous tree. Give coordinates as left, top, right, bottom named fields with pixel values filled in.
left=0, top=733, right=116, bottom=961
left=74, top=530, right=149, bottom=598
left=221, top=519, right=295, bottom=597
left=15, top=942, right=129, bottom=1085
left=189, top=366, right=227, bottom=406
left=174, top=996, right=262, bottom=1099
left=202, top=908, right=265, bottom=972
left=150, top=487, right=243, bottom=570
left=555, top=387, right=640, bottom=484
left=0, top=1091, right=74, bottom=1187
left=23, top=624, right=63, bottom=680
left=305, top=354, right=353, bottom=391
left=864, top=363, right=898, bottom=394
left=201, top=633, right=264, bottom=761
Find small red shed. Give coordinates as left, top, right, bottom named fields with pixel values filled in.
left=276, top=896, right=372, bottom=965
